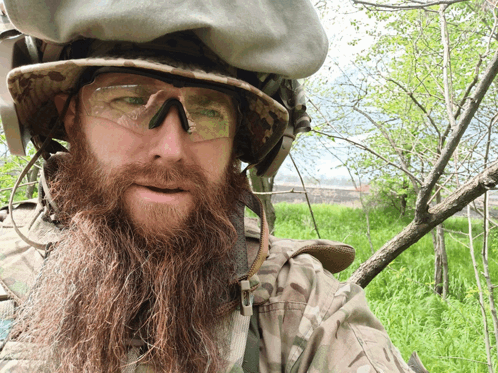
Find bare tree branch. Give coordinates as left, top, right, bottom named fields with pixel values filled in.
left=385, top=77, right=441, bottom=139
left=432, top=356, right=489, bottom=365
left=352, top=0, right=467, bottom=11
left=352, top=106, right=421, bottom=192
left=415, top=46, right=498, bottom=221
left=349, top=160, right=498, bottom=287
left=453, top=55, right=483, bottom=122
left=439, top=4, right=457, bottom=129
left=316, top=137, right=375, bottom=255
left=289, top=154, right=321, bottom=239
left=0, top=181, right=38, bottom=193
left=311, top=129, right=423, bottom=185
left=467, top=205, right=495, bottom=373
left=482, top=109, right=498, bottom=362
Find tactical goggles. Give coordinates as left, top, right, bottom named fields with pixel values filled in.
left=79, top=69, right=238, bottom=142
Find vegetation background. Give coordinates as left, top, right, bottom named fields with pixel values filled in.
left=274, top=202, right=496, bottom=373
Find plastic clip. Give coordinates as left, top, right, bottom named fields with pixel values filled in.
left=240, top=280, right=253, bottom=316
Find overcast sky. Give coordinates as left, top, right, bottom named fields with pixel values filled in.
left=275, top=1, right=376, bottom=184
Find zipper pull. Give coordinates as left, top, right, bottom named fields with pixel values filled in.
left=240, top=280, right=253, bottom=316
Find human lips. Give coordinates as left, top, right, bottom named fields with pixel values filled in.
left=141, top=184, right=186, bottom=194
left=129, top=182, right=192, bottom=205
left=134, top=181, right=189, bottom=193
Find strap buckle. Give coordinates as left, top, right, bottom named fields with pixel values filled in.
left=240, top=280, right=253, bottom=316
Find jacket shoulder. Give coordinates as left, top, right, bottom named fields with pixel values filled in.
left=252, top=235, right=414, bottom=373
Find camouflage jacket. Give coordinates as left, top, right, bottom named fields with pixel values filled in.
left=0, top=200, right=415, bottom=373
left=223, top=224, right=415, bottom=373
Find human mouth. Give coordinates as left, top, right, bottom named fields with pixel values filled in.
left=130, top=183, right=191, bottom=204
left=144, top=185, right=185, bottom=194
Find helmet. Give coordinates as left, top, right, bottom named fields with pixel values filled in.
left=0, top=0, right=328, bottom=176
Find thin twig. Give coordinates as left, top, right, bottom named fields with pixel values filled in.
left=482, top=112, right=498, bottom=362
left=0, top=181, right=38, bottom=193
left=310, top=128, right=423, bottom=186
left=289, top=154, right=321, bottom=239
left=315, top=136, right=375, bottom=254
left=482, top=191, right=498, bottom=363
left=385, top=77, right=441, bottom=139
left=352, top=106, right=421, bottom=193
left=352, top=0, right=467, bottom=10
left=467, top=205, right=495, bottom=373
left=440, top=4, right=457, bottom=130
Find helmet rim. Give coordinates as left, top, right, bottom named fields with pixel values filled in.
left=8, top=54, right=289, bottom=164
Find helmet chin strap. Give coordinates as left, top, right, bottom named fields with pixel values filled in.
left=7, top=94, right=73, bottom=253
left=226, top=188, right=269, bottom=316
left=9, top=133, right=58, bottom=252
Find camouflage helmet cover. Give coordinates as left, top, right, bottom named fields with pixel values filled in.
left=2, top=0, right=328, bottom=165
left=6, top=32, right=290, bottom=165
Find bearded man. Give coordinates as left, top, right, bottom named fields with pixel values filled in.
left=0, top=0, right=422, bottom=372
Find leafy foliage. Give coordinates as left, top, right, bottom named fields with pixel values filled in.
left=0, top=126, right=39, bottom=206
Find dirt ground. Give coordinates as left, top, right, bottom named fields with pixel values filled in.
left=271, top=184, right=364, bottom=207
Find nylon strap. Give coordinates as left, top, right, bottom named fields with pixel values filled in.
left=241, top=308, right=259, bottom=373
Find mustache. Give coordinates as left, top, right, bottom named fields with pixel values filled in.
left=104, top=161, right=208, bottom=194
left=53, top=157, right=213, bottom=223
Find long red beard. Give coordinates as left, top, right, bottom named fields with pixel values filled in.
left=13, top=131, right=250, bottom=372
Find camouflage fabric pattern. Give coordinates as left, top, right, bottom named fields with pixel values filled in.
left=0, top=201, right=415, bottom=372
left=224, top=234, right=416, bottom=373
left=7, top=33, right=289, bottom=165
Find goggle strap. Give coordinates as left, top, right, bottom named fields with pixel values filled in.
left=148, top=98, right=190, bottom=133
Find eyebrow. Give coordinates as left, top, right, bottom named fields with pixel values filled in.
left=186, top=92, right=232, bottom=107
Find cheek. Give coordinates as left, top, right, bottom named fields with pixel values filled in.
left=190, top=138, right=233, bottom=181
left=80, top=118, right=142, bottom=166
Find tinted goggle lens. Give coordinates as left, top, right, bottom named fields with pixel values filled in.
left=81, top=73, right=237, bottom=142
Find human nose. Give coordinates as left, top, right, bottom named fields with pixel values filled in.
left=147, top=105, right=187, bottom=163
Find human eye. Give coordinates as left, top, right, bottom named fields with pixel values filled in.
left=113, top=96, right=147, bottom=106
left=92, top=85, right=148, bottom=107
left=195, top=108, right=223, bottom=118
left=188, top=98, right=228, bottom=121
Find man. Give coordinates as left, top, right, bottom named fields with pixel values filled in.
left=0, top=0, right=420, bottom=372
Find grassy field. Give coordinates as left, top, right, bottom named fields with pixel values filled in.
left=272, top=203, right=497, bottom=373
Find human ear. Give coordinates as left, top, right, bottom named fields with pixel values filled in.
left=53, top=93, right=76, bottom=133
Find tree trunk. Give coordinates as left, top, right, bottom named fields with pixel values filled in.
left=433, top=192, right=449, bottom=298
left=399, top=178, right=408, bottom=217
left=430, top=229, right=441, bottom=293
left=349, top=162, right=498, bottom=288
left=248, top=169, right=276, bottom=234
left=400, top=194, right=407, bottom=217
left=25, top=166, right=39, bottom=199
left=433, top=223, right=449, bottom=298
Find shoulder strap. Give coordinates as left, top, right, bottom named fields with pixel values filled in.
left=241, top=308, right=259, bottom=373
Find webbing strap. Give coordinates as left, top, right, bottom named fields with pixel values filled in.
left=241, top=308, right=259, bottom=373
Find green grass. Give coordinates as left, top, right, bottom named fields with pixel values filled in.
left=271, top=202, right=497, bottom=373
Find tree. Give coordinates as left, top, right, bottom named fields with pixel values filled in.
left=308, top=0, right=498, bottom=290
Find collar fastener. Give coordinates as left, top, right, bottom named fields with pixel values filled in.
left=240, top=280, right=253, bottom=316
